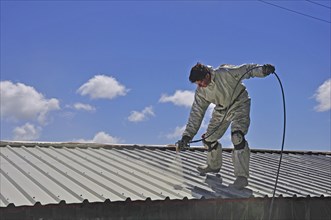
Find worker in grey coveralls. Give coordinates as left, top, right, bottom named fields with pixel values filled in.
left=176, top=63, right=275, bottom=189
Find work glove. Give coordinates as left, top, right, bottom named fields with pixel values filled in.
left=262, top=64, right=275, bottom=76
left=175, top=135, right=191, bottom=151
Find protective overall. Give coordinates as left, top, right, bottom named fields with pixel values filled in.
left=182, top=64, right=268, bottom=180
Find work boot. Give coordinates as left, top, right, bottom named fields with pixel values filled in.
left=197, top=164, right=220, bottom=176
left=229, top=176, right=248, bottom=190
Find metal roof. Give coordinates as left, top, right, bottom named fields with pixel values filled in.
left=0, top=141, right=330, bottom=207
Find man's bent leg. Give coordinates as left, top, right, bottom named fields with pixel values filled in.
left=197, top=106, right=230, bottom=176
left=197, top=140, right=222, bottom=175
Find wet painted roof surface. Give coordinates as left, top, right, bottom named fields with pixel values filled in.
left=0, top=142, right=330, bottom=207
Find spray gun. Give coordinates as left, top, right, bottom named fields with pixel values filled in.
left=175, top=136, right=191, bottom=152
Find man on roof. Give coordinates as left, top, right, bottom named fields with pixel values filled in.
left=176, top=62, right=275, bottom=189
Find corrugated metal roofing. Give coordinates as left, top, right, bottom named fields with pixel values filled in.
left=0, top=141, right=330, bottom=208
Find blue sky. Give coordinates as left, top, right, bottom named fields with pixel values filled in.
left=1, top=1, right=330, bottom=152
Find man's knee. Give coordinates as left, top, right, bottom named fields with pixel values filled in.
left=231, top=130, right=246, bottom=150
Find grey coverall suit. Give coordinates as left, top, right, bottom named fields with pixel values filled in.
left=182, top=64, right=266, bottom=178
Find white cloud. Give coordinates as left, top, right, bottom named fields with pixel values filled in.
left=206, top=104, right=216, bottom=118
left=313, top=78, right=331, bottom=112
left=60, top=111, right=76, bottom=120
left=198, top=103, right=216, bottom=128
left=13, top=123, right=41, bottom=141
left=77, top=131, right=121, bottom=144
left=166, top=125, right=186, bottom=139
left=77, top=75, right=129, bottom=100
left=162, top=93, right=216, bottom=140
left=0, top=81, right=60, bottom=124
left=221, top=133, right=233, bottom=148
left=159, top=90, right=194, bottom=107
left=73, top=103, right=96, bottom=112
left=128, top=106, right=155, bottom=122
left=92, top=132, right=121, bottom=144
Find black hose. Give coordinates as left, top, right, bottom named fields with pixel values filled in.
left=268, top=72, right=286, bottom=220
left=187, top=68, right=287, bottom=220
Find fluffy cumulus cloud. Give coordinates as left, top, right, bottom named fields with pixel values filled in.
left=161, top=90, right=215, bottom=140
left=13, top=123, right=41, bottom=141
left=73, top=103, right=96, bottom=112
left=77, top=131, right=121, bottom=144
left=165, top=107, right=214, bottom=140
left=77, top=75, right=129, bottom=100
left=159, top=90, right=194, bottom=107
left=128, top=106, right=155, bottom=122
left=313, top=78, right=331, bottom=112
left=0, top=81, right=60, bottom=124
left=92, top=132, right=121, bottom=144
left=166, top=125, right=186, bottom=139
left=206, top=104, right=216, bottom=118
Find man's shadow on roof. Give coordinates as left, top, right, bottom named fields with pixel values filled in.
left=190, top=174, right=253, bottom=199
